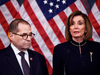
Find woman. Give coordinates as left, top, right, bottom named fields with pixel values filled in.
left=53, top=11, right=100, bottom=75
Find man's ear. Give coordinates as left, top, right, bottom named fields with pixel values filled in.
left=8, top=32, right=13, bottom=41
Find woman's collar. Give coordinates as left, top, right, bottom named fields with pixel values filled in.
left=70, top=39, right=87, bottom=46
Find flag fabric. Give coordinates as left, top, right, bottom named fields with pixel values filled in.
left=0, top=0, right=100, bottom=75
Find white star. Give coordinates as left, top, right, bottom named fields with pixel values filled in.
left=48, top=9, right=53, bottom=13
left=55, top=4, right=59, bottom=9
left=62, top=0, right=66, bottom=4
left=57, top=0, right=60, bottom=2
left=49, top=2, right=53, bottom=6
left=43, top=0, right=48, bottom=4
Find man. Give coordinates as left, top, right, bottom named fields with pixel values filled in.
left=0, top=19, right=48, bottom=75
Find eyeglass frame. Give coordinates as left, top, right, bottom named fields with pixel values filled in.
left=12, top=32, right=35, bottom=40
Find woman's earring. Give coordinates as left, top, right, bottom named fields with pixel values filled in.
left=85, top=30, right=87, bottom=33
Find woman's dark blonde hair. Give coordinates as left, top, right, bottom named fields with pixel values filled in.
left=65, top=11, right=92, bottom=41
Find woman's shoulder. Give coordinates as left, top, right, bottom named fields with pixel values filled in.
left=87, top=40, right=100, bottom=46
left=87, top=40, right=100, bottom=44
left=55, top=41, right=70, bottom=47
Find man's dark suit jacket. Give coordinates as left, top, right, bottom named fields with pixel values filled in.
left=0, top=45, right=48, bottom=75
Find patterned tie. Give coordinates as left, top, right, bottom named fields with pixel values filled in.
left=19, top=51, right=30, bottom=75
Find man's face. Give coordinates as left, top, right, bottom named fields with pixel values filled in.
left=9, top=23, right=32, bottom=51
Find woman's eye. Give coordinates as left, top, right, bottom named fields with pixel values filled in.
left=71, top=22, right=74, bottom=25
left=78, top=22, right=83, bottom=25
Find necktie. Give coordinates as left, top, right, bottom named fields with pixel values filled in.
left=19, top=51, right=30, bottom=75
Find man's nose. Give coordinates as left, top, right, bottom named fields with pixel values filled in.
left=27, top=36, right=32, bottom=40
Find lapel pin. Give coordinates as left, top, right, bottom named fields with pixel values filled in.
left=30, top=57, right=33, bottom=60
left=90, top=52, right=93, bottom=62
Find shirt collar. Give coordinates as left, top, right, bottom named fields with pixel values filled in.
left=11, top=43, right=28, bottom=55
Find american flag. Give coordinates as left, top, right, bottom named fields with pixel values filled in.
left=0, top=0, right=100, bottom=75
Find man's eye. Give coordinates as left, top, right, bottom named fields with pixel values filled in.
left=21, top=33, right=27, bottom=36
left=29, top=33, right=32, bottom=36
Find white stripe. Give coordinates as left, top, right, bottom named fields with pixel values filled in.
left=0, top=24, right=10, bottom=47
left=91, top=3, right=100, bottom=25
left=18, top=5, right=33, bottom=24
left=92, top=26, right=100, bottom=42
left=75, top=0, right=87, bottom=15
left=64, top=7, right=72, bottom=17
left=0, top=4, right=14, bottom=24
left=18, top=3, right=53, bottom=67
left=28, top=0, right=60, bottom=46
left=53, top=15, right=65, bottom=40
left=31, top=25, right=53, bottom=67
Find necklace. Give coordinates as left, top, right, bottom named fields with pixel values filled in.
left=70, top=41, right=87, bottom=47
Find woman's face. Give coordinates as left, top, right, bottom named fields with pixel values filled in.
left=69, top=15, right=86, bottom=40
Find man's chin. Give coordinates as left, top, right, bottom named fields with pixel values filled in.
left=21, top=47, right=30, bottom=51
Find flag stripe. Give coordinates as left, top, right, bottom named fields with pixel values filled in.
left=0, top=39, right=5, bottom=50
left=31, top=38, right=53, bottom=75
left=95, top=0, right=100, bottom=11
left=69, top=2, right=78, bottom=11
left=23, top=0, right=54, bottom=54
left=5, top=1, right=17, bottom=18
left=48, top=19, right=66, bottom=43
left=10, top=0, right=20, bottom=11
left=64, top=7, right=72, bottom=17
left=92, top=3, right=100, bottom=25
left=28, top=0, right=61, bottom=46
left=58, top=11, right=68, bottom=25
left=53, top=15, right=66, bottom=39
left=0, top=4, right=13, bottom=24
left=0, top=24, right=10, bottom=47
left=92, top=26, right=100, bottom=42
left=0, top=11, right=9, bottom=34
left=89, top=3, right=100, bottom=37
left=75, top=0, right=87, bottom=14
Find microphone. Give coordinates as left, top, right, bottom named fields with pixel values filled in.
left=64, top=49, right=70, bottom=75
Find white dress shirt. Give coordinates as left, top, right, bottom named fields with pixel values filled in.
left=11, top=43, right=30, bottom=74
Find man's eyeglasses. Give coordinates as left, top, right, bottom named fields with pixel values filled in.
left=13, top=32, right=35, bottom=40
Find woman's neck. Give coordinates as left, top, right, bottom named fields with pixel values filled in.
left=72, top=37, right=84, bottom=43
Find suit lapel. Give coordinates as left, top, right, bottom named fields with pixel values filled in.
left=28, top=50, right=37, bottom=75
left=5, top=45, right=23, bottom=75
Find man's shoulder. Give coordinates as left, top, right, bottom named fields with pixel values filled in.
left=28, top=49, right=44, bottom=58
left=0, top=47, right=7, bottom=53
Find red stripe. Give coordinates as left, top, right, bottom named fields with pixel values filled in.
left=96, top=0, right=100, bottom=11
left=69, top=3, right=79, bottom=11
left=0, top=11, right=9, bottom=34
left=58, top=11, right=68, bottom=25
left=31, top=38, right=44, bottom=55
left=5, top=1, right=21, bottom=18
left=5, top=1, right=18, bottom=18
left=89, top=38, right=94, bottom=41
left=31, top=38, right=52, bottom=75
left=23, top=0, right=54, bottom=54
left=88, top=11, right=100, bottom=37
left=15, top=12, right=22, bottom=19
left=0, top=39, right=5, bottom=50
left=48, top=19, right=66, bottom=43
